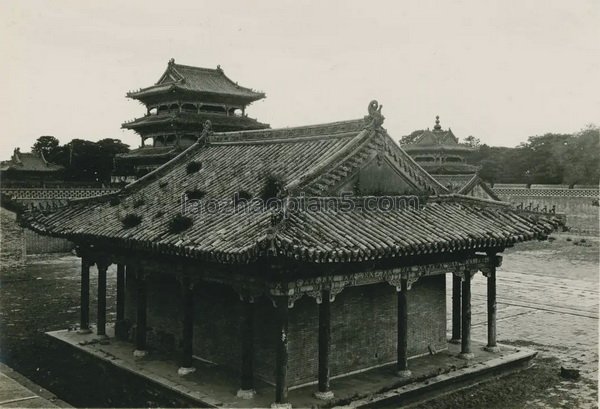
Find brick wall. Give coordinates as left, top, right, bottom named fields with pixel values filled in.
left=0, top=208, right=25, bottom=269
left=124, top=272, right=447, bottom=387
left=287, top=276, right=447, bottom=386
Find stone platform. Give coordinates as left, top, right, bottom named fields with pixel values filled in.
left=0, top=362, right=72, bottom=408
left=46, top=326, right=535, bottom=408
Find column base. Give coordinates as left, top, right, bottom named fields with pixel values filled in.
left=177, top=366, right=196, bottom=376
left=236, top=389, right=256, bottom=399
left=448, top=338, right=461, bottom=344
left=484, top=345, right=501, bottom=353
left=270, top=403, right=292, bottom=409
left=77, top=328, right=92, bottom=334
left=397, top=369, right=412, bottom=378
left=314, top=390, right=334, bottom=400
left=133, top=349, right=147, bottom=358
left=458, top=352, right=475, bottom=360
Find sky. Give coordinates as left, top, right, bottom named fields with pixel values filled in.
left=1, top=0, right=599, bottom=160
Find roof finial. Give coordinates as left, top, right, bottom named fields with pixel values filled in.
left=168, top=58, right=175, bottom=65
left=434, top=115, right=441, bottom=131
left=217, top=64, right=222, bottom=72
left=365, top=100, right=385, bottom=128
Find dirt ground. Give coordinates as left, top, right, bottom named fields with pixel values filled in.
left=415, top=234, right=599, bottom=409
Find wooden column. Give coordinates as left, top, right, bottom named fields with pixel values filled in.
left=484, top=256, right=499, bottom=352
left=397, top=278, right=411, bottom=377
left=450, top=274, right=462, bottom=343
left=178, top=275, right=195, bottom=375
left=274, top=296, right=290, bottom=407
left=115, top=264, right=126, bottom=340
left=459, top=271, right=474, bottom=359
left=315, top=290, right=333, bottom=399
left=78, top=257, right=92, bottom=334
left=96, top=261, right=109, bottom=337
left=134, top=268, right=147, bottom=357
left=237, top=297, right=255, bottom=398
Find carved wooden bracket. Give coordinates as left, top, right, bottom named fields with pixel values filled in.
left=95, top=255, right=112, bottom=273
left=305, top=285, right=345, bottom=303
left=268, top=294, right=300, bottom=309
left=452, top=268, right=478, bottom=281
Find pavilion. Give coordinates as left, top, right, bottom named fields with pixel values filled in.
left=24, top=101, right=561, bottom=408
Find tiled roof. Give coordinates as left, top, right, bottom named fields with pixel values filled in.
left=434, top=174, right=477, bottom=191
left=276, top=195, right=561, bottom=262
left=25, top=194, right=561, bottom=264
left=122, top=112, right=269, bottom=132
left=116, top=146, right=177, bottom=158
left=403, top=116, right=474, bottom=151
left=22, top=103, right=560, bottom=264
left=430, top=174, right=501, bottom=201
left=0, top=149, right=63, bottom=172
left=127, top=60, right=265, bottom=102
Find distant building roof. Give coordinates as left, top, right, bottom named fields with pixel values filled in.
left=0, top=148, right=63, bottom=173
left=127, top=59, right=265, bottom=102
left=404, top=116, right=475, bottom=151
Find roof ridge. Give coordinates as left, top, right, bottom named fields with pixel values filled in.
left=285, top=128, right=374, bottom=193
left=381, top=131, right=449, bottom=194
left=209, top=118, right=366, bottom=144
left=173, top=63, right=220, bottom=72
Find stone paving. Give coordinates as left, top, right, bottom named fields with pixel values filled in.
left=0, top=362, right=71, bottom=408
left=445, top=235, right=599, bottom=408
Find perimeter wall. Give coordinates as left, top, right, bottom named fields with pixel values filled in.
left=492, top=184, right=599, bottom=235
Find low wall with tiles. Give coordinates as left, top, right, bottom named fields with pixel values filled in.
left=24, top=229, right=74, bottom=254
left=124, top=273, right=447, bottom=387
left=492, top=185, right=599, bottom=235
left=0, top=187, right=115, bottom=254
left=0, top=187, right=119, bottom=201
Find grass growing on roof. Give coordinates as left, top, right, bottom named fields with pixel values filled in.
left=186, top=161, right=202, bottom=174
left=121, top=213, right=142, bottom=228
left=168, top=214, right=193, bottom=234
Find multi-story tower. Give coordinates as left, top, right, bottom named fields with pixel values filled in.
left=113, top=59, right=269, bottom=182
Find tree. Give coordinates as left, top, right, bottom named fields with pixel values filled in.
left=562, top=125, right=599, bottom=186
left=467, top=126, right=599, bottom=186
left=463, top=135, right=480, bottom=148
left=58, top=138, right=130, bottom=184
left=31, top=136, right=60, bottom=160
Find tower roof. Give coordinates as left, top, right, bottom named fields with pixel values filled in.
left=412, top=116, right=461, bottom=146
left=127, top=59, right=265, bottom=102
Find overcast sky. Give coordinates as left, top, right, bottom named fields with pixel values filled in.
left=1, top=0, right=598, bottom=160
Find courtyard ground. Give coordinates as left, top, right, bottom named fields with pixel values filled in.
left=0, top=234, right=597, bottom=408
left=417, top=234, right=599, bottom=409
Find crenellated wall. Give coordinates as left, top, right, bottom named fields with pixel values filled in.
left=492, top=185, right=599, bottom=235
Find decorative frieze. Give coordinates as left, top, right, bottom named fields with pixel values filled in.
left=269, top=255, right=493, bottom=305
